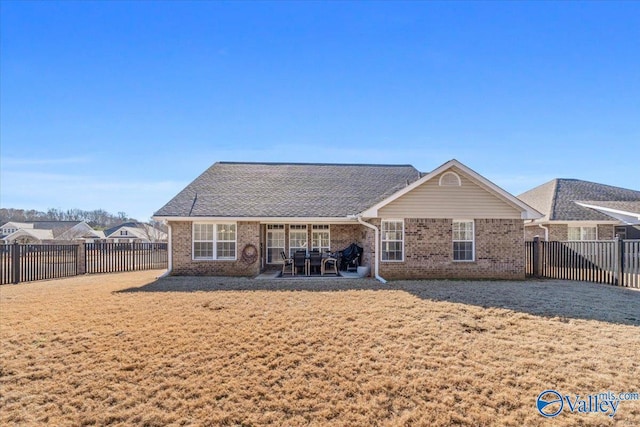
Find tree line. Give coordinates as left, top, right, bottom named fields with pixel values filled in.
left=0, top=208, right=139, bottom=230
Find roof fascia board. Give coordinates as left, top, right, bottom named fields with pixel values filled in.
left=153, top=216, right=358, bottom=224
left=360, top=159, right=542, bottom=219
left=575, top=202, right=640, bottom=221
left=526, top=220, right=621, bottom=225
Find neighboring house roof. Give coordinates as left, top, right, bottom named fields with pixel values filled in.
left=29, top=221, right=84, bottom=238
left=104, top=223, right=167, bottom=241
left=104, top=222, right=141, bottom=237
left=0, top=222, right=34, bottom=230
left=106, top=226, right=146, bottom=239
left=4, top=229, right=54, bottom=242
left=154, top=162, right=423, bottom=218
left=56, top=222, right=103, bottom=240
left=518, top=179, right=640, bottom=222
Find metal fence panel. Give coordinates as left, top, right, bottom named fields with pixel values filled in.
left=0, top=244, right=78, bottom=285
left=85, top=242, right=168, bottom=274
left=1, top=242, right=168, bottom=285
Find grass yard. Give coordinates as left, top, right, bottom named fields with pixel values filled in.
left=1, top=271, right=639, bottom=426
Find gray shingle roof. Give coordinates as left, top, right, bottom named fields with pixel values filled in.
left=31, top=221, right=84, bottom=238
left=155, top=162, right=422, bottom=218
left=518, top=179, right=640, bottom=221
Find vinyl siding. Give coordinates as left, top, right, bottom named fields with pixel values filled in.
left=378, top=168, right=522, bottom=219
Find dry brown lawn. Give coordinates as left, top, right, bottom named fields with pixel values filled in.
left=1, top=271, right=639, bottom=426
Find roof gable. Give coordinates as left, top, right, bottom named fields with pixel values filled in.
left=155, top=162, right=422, bottom=219
left=361, top=160, right=541, bottom=219
left=5, top=229, right=54, bottom=241
left=56, top=222, right=100, bottom=240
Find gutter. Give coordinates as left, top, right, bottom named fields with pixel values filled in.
left=158, top=222, right=173, bottom=278
left=538, top=223, right=549, bottom=241
left=350, top=215, right=387, bottom=284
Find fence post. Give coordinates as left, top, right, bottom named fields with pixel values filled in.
left=76, top=242, right=86, bottom=275
left=532, top=237, right=541, bottom=277
left=617, top=238, right=625, bottom=287
left=12, top=241, right=20, bottom=284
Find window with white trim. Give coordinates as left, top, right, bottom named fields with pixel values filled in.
left=289, top=225, right=308, bottom=257
left=568, top=226, right=597, bottom=241
left=193, top=223, right=236, bottom=260
left=266, top=224, right=285, bottom=264
left=453, top=220, right=474, bottom=261
left=312, top=225, right=330, bottom=253
left=381, top=220, right=404, bottom=261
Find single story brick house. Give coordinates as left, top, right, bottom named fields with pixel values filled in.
left=517, top=179, right=640, bottom=241
left=153, top=159, right=541, bottom=281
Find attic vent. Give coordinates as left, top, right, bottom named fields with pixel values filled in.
left=439, top=171, right=461, bottom=187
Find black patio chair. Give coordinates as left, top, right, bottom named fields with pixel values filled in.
left=309, top=251, right=322, bottom=275
left=293, top=250, right=307, bottom=275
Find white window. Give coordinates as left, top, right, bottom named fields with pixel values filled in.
left=120, top=230, right=128, bottom=236
left=289, top=225, right=308, bottom=257
left=453, top=220, right=474, bottom=261
left=568, top=226, right=597, bottom=241
left=193, top=223, right=236, bottom=260
left=381, top=220, right=404, bottom=261
left=311, top=225, right=330, bottom=253
left=266, top=224, right=285, bottom=264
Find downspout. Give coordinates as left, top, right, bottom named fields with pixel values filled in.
left=158, top=222, right=172, bottom=278
left=538, top=223, right=549, bottom=241
left=354, top=215, right=387, bottom=283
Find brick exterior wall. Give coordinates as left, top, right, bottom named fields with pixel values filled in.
left=524, top=225, right=546, bottom=241
left=329, top=224, right=373, bottom=268
left=546, top=224, right=568, bottom=241
left=378, top=218, right=525, bottom=280
left=525, top=223, right=616, bottom=241
left=169, top=219, right=524, bottom=280
left=597, top=224, right=615, bottom=240
left=170, top=221, right=261, bottom=276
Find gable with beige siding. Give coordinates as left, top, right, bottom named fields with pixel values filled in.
left=378, top=168, right=522, bottom=219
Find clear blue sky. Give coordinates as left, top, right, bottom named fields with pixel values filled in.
left=1, top=1, right=639, bottom=221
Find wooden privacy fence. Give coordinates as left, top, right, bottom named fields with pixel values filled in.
left=526, top=238, right=640, bottom=288
left=0, top=242, right=168, bottom=285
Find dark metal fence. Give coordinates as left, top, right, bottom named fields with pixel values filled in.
left=0, top=243, right=78, bottom=285
left=526, top=238, right=639, bottom=288
left=85, top=242, right=168, bottom=274
left=1, top=242, right=168, bottom=285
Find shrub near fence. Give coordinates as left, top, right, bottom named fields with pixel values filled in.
left=526, top=238, right=640, bottom=289
left=0, top=242, right=168, bottom=285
